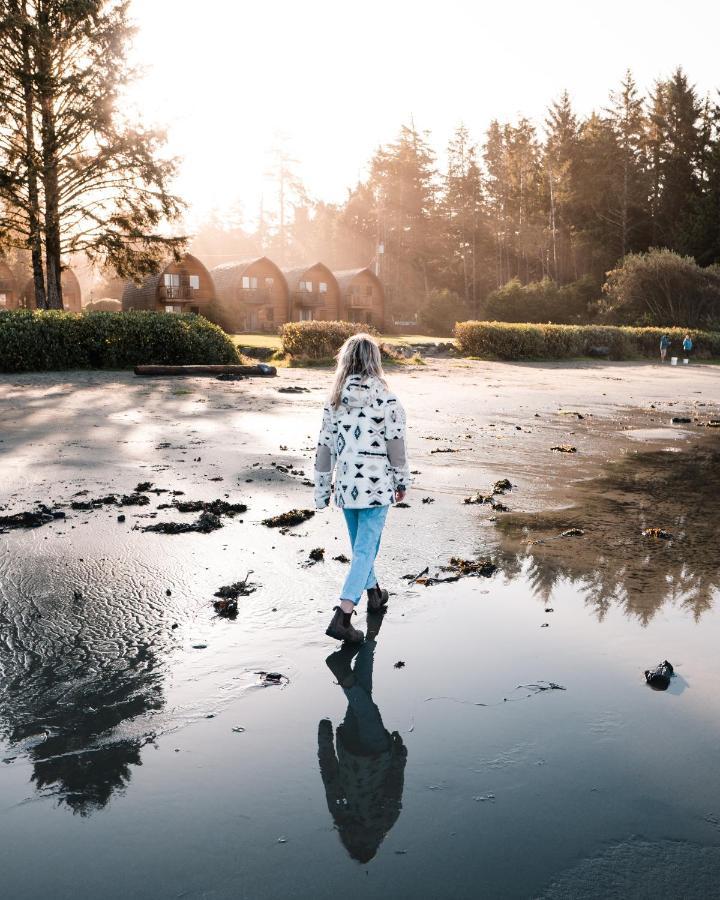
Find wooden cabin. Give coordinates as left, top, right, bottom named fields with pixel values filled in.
left=209, top=258, right=288, bottom=333
left=20, top=269, right=82, bottom=312
left=282, top=263, right=340, bottom=322
left=121, top=254, right=216, bottom=315
left=0, top=260, right=18, bottom=310
left=334, top=268, right=385, bottom=329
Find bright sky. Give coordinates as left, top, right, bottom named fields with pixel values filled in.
left=128, top=0, right=720, bottom=229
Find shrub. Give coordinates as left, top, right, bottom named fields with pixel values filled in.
left=603, top=248, right=720, bottom=327
left=484, top=276, right=601, bottom=324
left=0, top=309, right=239, bottom=373
left=417, top=289, right=470, bottom=336
left=280, top=321, right=378, bottom=360
left=454, top=320, right=720, bottom=361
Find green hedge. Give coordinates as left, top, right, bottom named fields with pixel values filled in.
left=0, top=309, right=240, bottom=372
left=454, top=320, right=720, bottom=361
left=280, top=320, right=378, bottom=360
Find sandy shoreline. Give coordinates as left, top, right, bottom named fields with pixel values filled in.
left=2, top=358, right=718, bottom=514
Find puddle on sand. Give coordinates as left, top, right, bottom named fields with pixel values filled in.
left=1, top=441, right=720, bottom=899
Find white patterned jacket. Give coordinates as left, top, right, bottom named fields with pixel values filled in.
left=314, top=375, right=411, bottom=509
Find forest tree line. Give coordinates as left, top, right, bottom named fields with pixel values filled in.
left=193, top=66, right=720, bottom=330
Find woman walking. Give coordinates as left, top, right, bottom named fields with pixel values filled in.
left=314, top=333, right=411, bottom=643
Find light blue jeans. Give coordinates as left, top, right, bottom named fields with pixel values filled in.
left=341, top=506, right=390, bottom=605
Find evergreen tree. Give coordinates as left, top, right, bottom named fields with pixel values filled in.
left=647, top=68, right=703, bottom=252
left=544, top=90, right=579, bottom=282
left=440, top=124, right=487, bottom=313
left=0, top=0, right=184, bottom=309
left=367, top=123, right=438, bottom=318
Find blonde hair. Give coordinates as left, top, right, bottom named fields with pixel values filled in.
left=330, top=333, right=387, bottom=408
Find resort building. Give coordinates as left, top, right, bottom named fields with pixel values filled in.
left=121, top=254, right=216, bottom=315
left=334, top=268, right=385, bottom=329
left=282, top=263, right=340, bottom=322
left=209, top=258, right=288, bottom=333
left=20, top=269, right=83, bottom=312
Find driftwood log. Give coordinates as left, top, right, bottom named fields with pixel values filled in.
left=134, top=364, right=277, bottom=377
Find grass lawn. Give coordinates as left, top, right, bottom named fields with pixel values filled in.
left=231, top=333, right=454, bottom=350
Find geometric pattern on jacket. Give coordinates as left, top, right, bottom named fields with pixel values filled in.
left=314, top=375, right=411, bottom=509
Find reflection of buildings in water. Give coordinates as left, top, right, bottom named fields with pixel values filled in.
left=318, top=618, right=407, bottom=863
left=493, top=442, right=720, bottom=623
left=0, top=560, right=170, bottom=815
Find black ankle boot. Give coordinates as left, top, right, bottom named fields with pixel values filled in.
left=367, top=585, right=389, bottom=612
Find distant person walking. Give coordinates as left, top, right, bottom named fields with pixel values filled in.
left=314, top=333, right=411, bottom=643
left=660, top=334, right=671, bottom=363
left=683, top=333, right=693, bottom=361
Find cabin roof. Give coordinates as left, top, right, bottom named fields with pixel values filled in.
left=333, top=267, right=381, bottom=293
left=122, top=253, right=211, bottom=307
left=282, top=262, right=336, bottom=293
left=211, top=257, right=287, bottom=293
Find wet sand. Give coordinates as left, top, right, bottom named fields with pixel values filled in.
left=1, top=359, right=720, bottom=899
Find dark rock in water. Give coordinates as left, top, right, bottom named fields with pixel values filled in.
left=706, top=420, right=720, bottom=428
left=262, top=509, right=315, bottom=528
left=216, top=373, right=246, bottom=381
left=394, top=661, right=406, bottom=669
left=645, top=660, right=674, bottom=690
left=0, top=504, right=63, bottom=530
left=551, top=445, right=577, bottom=453
left=422, top=496, right=435, bottom=504
left=142, top=511, right=223, bottom=534
left=117, top=514, right=126, bottom=523
left=395, top=502, right=410, bottom=508
left=561, top=528, right=585, bottom=537
left=642, top=527, right=673, bottom=540
left=333, top=554, right=350, bottom=563
left=278, top=385, right=310, bottom=394
left=135, top=481, right=153, bottom=493
left=671, top=417, right=692, bottom=424
left=308, top=547, right=325, bottom=562
left=493, top=479, right=512, bottom=494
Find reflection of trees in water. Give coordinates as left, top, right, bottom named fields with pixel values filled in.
left=493, top=443, right=720, bottom=624
left=0, top=562, right=170, bottom=815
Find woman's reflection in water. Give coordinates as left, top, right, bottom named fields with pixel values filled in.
left=318, top=612, right=407, bottom=863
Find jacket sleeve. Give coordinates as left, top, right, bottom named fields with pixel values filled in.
left=385, top=398, right=411, bottom=492
left=314, top=403, right=336, bottom=508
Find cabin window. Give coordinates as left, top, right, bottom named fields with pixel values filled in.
left=190, top=306, right=200, bottom=315
left=0, top=293, right=6, bottom=308
left=264, top=277, right=274, bottom=289
left=299, top=280, right=312, bottom=292
left=242, top=276, right=258, bottom=290
left=189, top=275, right=200, bottom=290
left=318, top=281, right=327, bottom=293
left=164, top=273, right=180, bottom=287
left=165, top=304, right=182, bottom=314
left=299, top=308, right=313, bottom=321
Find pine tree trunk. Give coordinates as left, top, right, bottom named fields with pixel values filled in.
left=37, top=5, right=63, bottom=310
left=19, top=5, right=46, bottom=309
